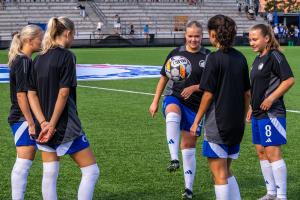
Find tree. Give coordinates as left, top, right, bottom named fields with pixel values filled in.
left=284, top=0, right=300, bottom=12
left=264, top=0, right=285, bottom=12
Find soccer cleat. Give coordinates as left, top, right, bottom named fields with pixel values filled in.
left=182, top=188, right=193, bottom=199
left=257, top=194, right=277, bottom=200
left=167, top=160, right=180, bottom=172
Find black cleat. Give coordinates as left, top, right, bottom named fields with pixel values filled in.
left=182, top=188, right=193, bottom=199
left=167, top=160, right=180, bottom=172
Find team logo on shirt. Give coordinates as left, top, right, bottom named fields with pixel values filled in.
left=199, top=60, right=206, bottom=68
left=258, top=63, right=264, bottom=70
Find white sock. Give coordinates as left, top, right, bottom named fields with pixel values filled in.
left=182, top=148, right=196, bottom=191
left=78, top=164, right=100, bottom=200
left=166, top=112, right=181, bottom=161
left=228, top=176, right=241, bottom=200
left=271, top=159, right=287, bottom=199
left=42, top=161, right=59, bottom=200
left=11, top=158, right=32, bottom=200
left=260, top=160, right=277, bottom=195
left=215, top=184, right=230, bottom=200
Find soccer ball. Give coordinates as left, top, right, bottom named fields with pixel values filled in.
left=165, top=56, right=192, bottom=82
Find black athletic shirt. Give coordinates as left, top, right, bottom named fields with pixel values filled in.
left=250, top=50, right=294, bottom=119
left=160, top=46, right=210, bottom=112
left=28, top=47, right=83, bottom=146
left=200, top=48, right=251, bottom=145
left=8, top=55, right=32, bottom=124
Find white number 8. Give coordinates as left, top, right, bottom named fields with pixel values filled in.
left=265, top=125, right=272, bottom=137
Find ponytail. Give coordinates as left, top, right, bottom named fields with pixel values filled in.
left=8, top=25, right=42, bottom=66
left=41, top=16, right=75, bottom=54
left=250, top=24, right=282, bottom=52
left=8, top=32, right=22, bottom=66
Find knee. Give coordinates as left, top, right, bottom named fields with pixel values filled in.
left=81, top=164, right=100, bottom=179
left=166, top=112, right=181, bottom=123
left=256, top=149, right=267, bottom=160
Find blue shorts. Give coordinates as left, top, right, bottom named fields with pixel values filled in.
left=162, top=95, right=203, bottom=136
left=252, top=117, right=286, bottom=146
left=36, top=135, right=90, bottom=157
left=10, top=121, right=36, bottom=146
left=202, top=140, right=240, bottom=159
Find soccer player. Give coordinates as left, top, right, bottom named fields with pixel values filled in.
left=149, top=21, right=210, bottom=199
left=247, top=24, right=295, bottom=200
left=7, top=24, right=43, bottom=200
left=190, top=15, right=251, bottom=200
left=27, top=17, right=99, bottom=200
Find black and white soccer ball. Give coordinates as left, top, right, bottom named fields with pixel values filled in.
left=165, top=56, right=192, bottom=82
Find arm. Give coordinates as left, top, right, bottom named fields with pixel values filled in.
left=149, top=75, right=168, bottom=117
left=260, top=77, right=295, bottom=111
left=38, top=88, right=70, bottom=143
left=181, top=84, right=201, bottom=100
left=27, top=90, right=46, bottom=125
left=17, top=92, right=35, bottom=134
left=190, top=91, right=213, bottom=135
left=244, top=90, right=251, bottom=120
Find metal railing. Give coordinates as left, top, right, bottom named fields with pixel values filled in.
left=87, top=0, right=107, bottom=24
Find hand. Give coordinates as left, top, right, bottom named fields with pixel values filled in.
left=37, top=122, right=55, bottom=143
left=181, top=85, right=197, bottom=100
left=28, top=124, right=36, bottom=138
left=260, top=97, right=274, bottom=111
left=246, top=108, right=252, bottom=123
left=190, top=123, right=198, bottom=136
left=149, top=102, right=158, bottom=118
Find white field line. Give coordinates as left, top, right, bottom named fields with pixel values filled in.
left=78, top=84, right=300, bottom=114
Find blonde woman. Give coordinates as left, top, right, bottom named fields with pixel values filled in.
left=8, top=25, right=43, bottom=200
left=27, top=17, right=99, bottom=200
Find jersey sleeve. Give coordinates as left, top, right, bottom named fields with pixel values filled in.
left=15, top=58, right=30, bottom=92
left=59, top=52, right=77, bottom=88
left=28, top=58, right=37, bottom=91
left=160, top=49, right=175, bottom=76
left=199, top=53, right=218, bottom=93
left=271, top=51, right=294, bottom=81
left=242, top=57, right=251, bottom=91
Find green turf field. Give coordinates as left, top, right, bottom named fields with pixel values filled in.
left=0, top=47, right=299, bottom=199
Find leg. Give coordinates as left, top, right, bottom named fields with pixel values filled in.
left=165, top=103, right=181, bottom=170
left=71, top=147, right=99, bottom=200
left=11, top=146, right=35, bottom=200
left=181, top=131, right=197, bottom=198
left=208, top=158, right=229, bottom=200
left=256, top=145, right=277, bottom=199
left=227, top=158, right=241, bottom=200
left=41, top=151, right=60, bottom=200
left=265, top=146, right=287, bottom=200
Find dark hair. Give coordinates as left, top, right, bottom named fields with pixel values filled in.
left=207, top=15, right=236, bottom=52
left=250, top=24, right=281, bottom=52
left=185, top=20, right=203, bottom=33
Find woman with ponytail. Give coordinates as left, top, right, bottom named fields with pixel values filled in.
left=27, top=17, right=99, bottom=200
left=8, top=24, right=43, bottom=200
left=191, top=15, right=251, bottom=200
left=247, top=24, right=295, bottom=200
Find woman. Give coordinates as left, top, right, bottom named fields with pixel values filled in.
left=247, top=24, right=294, bottom=200
left=27, top=17, right=99, bottom=200
left=149, top=21, right=210, bottom=199
left=8, top=25, right=43, bottom=200
left=190, top=15, right=251, bottom=200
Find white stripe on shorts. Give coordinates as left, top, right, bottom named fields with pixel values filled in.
left=14, top=121, right=28, bottom=145
left=56, top=141, right=73, bottom=156
left=209, top=142, right=228, bottom=158
left=36, top=144, right=56, bottom=153
left=269, top=117, right=286, bottom=139
left=229, top=152, right=239, bottom=159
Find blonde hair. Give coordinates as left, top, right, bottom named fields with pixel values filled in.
left=250, top=24, right=282, bottom=52
left=41, top=17, right=75, bottom=54
left=8, top=25, right=42, bottom=66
